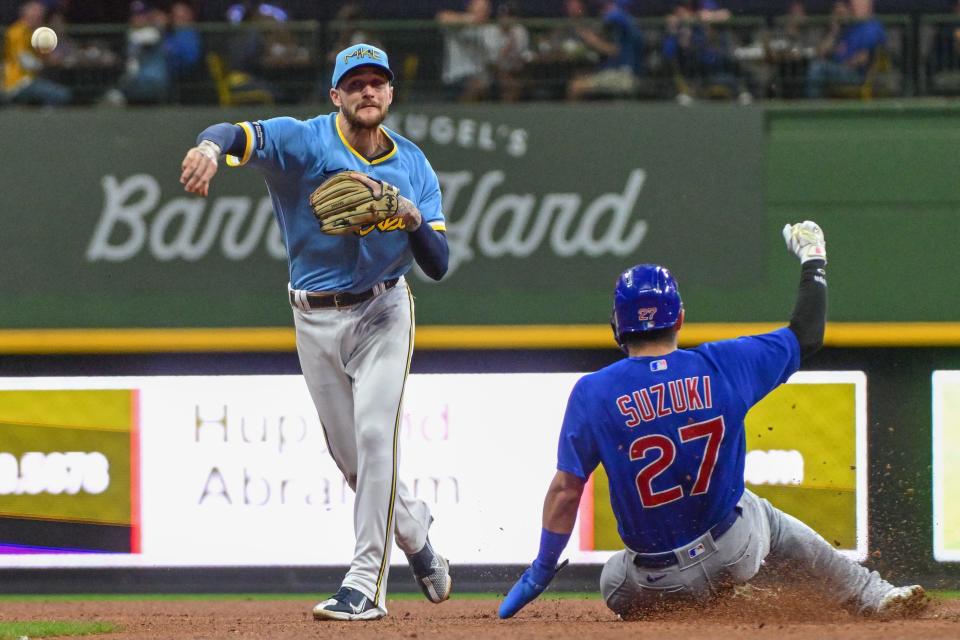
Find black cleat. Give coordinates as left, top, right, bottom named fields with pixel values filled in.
left=312, top=586, right=384, bottom=621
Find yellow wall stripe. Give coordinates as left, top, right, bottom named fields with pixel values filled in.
left=1, top=323, right=960, bottom=354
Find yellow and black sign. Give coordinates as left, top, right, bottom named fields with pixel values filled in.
left=0, top=389, right=139, bottom=553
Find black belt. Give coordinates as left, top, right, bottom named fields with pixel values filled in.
left=291, top=278, right=399, bottom=310
left=632, top=507, right=741, bottom=569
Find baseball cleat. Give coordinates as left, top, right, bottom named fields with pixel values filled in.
left=876, top=585, right=928, bottom=617
left=312, top=586, right=384, bottom=621
left=405, top=537, right=452, bottom=603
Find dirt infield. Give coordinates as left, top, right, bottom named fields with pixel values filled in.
left=1, top=592, right=957, bottom=640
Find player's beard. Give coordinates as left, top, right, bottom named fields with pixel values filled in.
left=343, top=102, right=388, bottom=131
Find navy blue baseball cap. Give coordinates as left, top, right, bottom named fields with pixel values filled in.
left=331, top=43, right=394, bottom=88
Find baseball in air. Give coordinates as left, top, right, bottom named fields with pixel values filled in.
left=31, top=26, right=58, bottom=53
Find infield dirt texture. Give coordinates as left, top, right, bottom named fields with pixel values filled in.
left=1, top=590, right=958, bottom=640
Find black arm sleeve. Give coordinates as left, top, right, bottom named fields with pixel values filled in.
left=788, top=259, right=827, bottom=360
left=197, top=123, right=247, bottom=158
left=408, top=223, right=449, bottom=281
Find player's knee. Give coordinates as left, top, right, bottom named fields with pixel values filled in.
left=356, top=425, right=391, bottom=453
left=600, top=552, right=634, bottom=615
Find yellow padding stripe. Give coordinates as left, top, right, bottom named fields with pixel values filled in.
left=1, top=323, right=960, bottom=354
left=0, top=328, right=296, bottom=353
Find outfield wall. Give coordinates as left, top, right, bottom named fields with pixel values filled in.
left=0, top=102, right=957, bottom=332
left=0, top=102, right=957, bottom=592
left=0, top=346, right=958, bottom=593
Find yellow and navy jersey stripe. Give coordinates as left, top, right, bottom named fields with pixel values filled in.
left=335, top=116, right=398, bottom=165
left=225, top=121, right=255, bottom=167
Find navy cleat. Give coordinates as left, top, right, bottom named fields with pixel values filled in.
left=312, top=586, right=385, bottom=621
left=405, top=537, right=452, bottom=603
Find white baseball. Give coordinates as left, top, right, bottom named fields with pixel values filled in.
left=31, top=26, right=58, bottom=54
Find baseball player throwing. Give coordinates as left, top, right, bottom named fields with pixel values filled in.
left=499, top=221, right=926, bottom=619
left=179, top=44, right=452, bottom=621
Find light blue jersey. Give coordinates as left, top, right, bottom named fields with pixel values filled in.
left=227, top=113, right=446, bottom=293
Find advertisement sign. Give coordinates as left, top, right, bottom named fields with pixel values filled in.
left=0, top=105, right=763, bottom=328
left=933, top=371, right=960, bottom=561
left=0, top=389, right=139, bottom=554
left=0, top=372, right=865, bottom=567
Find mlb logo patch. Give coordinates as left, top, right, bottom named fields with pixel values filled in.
left=650, top=359, right=668, bottom=372
left=688, top=543, right=706, bottom=559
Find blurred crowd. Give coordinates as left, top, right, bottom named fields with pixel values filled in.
left=3, top=0, right=960, bottom=107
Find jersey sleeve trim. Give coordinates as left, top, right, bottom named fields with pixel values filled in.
left=429, top=221, right=446, bottom=232
left=335, top=115, right=398, bottom=165
left=225, top=121, right=255, bottom=167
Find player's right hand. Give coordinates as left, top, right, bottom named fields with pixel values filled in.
left=180, top=140, right=221, bottom=197
left=498, top=559, right=568, bottom=619
left=782, top=220, right=827, bottom=264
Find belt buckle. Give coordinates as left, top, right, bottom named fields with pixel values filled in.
left=333, top=292, right=348, bottom=310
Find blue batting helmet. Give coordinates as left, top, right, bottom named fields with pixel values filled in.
left=611, top=264, right=683, bottom=345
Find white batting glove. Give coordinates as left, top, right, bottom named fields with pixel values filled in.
left=782, top=220, right=826, bottom=264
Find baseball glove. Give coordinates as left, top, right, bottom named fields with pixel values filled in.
left=309, top=171, right=400, bottom=235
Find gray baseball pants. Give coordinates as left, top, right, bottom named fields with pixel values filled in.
left=600, top=489, right=892, bottom=617
left=292, top=278, right=432, bottom=614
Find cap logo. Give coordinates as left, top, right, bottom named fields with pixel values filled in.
left=344, top=47, right=383, bottom=64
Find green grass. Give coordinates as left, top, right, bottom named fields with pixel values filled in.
left=930, top=590, right=960, bottom=600
left=0, top=621, right=115, bottom=639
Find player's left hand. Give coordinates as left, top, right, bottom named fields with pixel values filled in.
left=310, top=171, right=423, bottom=235
left=498, top=559, right=568, bottom=619
left=347, top=172, right=422, bottom=231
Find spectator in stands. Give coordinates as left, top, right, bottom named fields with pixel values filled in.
left=805, top=0, right=886, bottom=98
left=436, top=0, right=501, bottom=101
left=663, top=0, right=751, bottom=104
left=927, top=0, right=960, bottom=92
left=698, top=0, right=732, bottom=22
left=540, top=0, right=597, bottom=62
left=221, top=1, right=286, bottom=101
left=164, top=1, right=201, bottom=80
left=566, top=0, right=644, bottom=100
left=764, top=0, right=827, bottom=98
left=103, top=1, right=170, bottom=105
left=2, top=0, right=72, bottom=105
left=326, top=3, right=380, bottom=67
left=491, top=1, right=530, bottom=102
left=778, top=0, right=823, bottom=51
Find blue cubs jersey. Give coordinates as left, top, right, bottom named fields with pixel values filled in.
left=557, top=328, right=801, bottom=553
left=227, top=113, right=446, bottom=293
